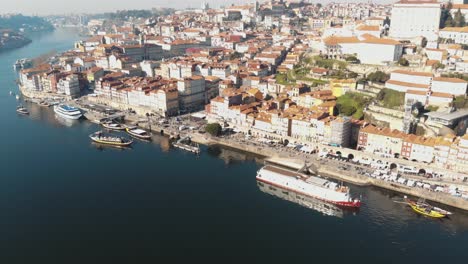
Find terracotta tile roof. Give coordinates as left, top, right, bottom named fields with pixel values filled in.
left=452, top=4, right=468, bottom=10
left=323, top=36, right=360, bottom=45
left=211, top=96, right=225, bottom=103
left=426, top=60, right=439, bottom=66
left=356, top=25, right=380, bottom=31
left=362, top=38, right=401, bottom=45
left=392, top=70, right=433, bottom=77
left=360, top=124, right=406, bottom=138
left=386, top=79, right=428, bottom=89
left=406, top=89, right=453, bottom=99
left=432, top=77, right=467, bottom=84
left=21, top=64, right=51, bottom=73
left=440, top=26, right=468, bottom=33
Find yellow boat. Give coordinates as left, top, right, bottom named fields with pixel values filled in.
left=89, top=131, right=133, bottom=147
left=408, top=201, right=447, bottom=218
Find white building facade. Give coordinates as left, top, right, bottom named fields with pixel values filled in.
left=389, top=1, right=441, bottom=41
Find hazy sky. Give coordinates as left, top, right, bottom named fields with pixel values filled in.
left=2, top=0, right=392, bottom=16
left=3, top=0, right=247, bottom=15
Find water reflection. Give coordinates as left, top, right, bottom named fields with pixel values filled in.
left=256, top=179, right=350, bottom=218
left=18, top=100, right=81, bottom=128
left=206, top=145, right=262, bottom=165
left=363, top=186, right=468, bottom=234
left=150, top=134, right=171, bottom=152
left=90, top=142, right=133, bottom=152
left=12, top=99, right=468, bottom=233
left=54, top=114, right=82, bottom=127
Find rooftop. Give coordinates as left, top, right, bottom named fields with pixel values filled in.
left=425, top=109, right=468, bottom=121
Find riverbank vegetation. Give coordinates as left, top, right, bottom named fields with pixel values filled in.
left=205, top=123, right=222, bottom=136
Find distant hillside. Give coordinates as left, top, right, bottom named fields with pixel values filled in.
left=90, top=8, right=175, bottom=21
left=0, top=30, right=31, bottom=52
left=0, top=14, right=54, bottom=33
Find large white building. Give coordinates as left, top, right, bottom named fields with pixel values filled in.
left=386, top=70, right=468, bottom=96
left=385, top=70, right=467, bottom=107
left=439, top=27, right=468, bottom=45
left=389, top=0, right=441, bottom=41
left=322, top=35, right=403, bottom=65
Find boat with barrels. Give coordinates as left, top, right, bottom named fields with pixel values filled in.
left=404, top=196, right=452, bottom=218
left=89, top=131, right=133, bottom=147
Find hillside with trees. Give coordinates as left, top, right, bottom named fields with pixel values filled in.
left=0, top=14, right=54, bottom=32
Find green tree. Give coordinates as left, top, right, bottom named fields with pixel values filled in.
left=205, top=123, right=222, bottom=136
left=347, top=72, right=358, bottom=78
left=376, top=89, right=386, bottom=101
left=345, top=55, right=360, bottom=63
left=336, top=92, right=371, bottom=119
left=375, top=88, right=405, bottom=109
left=367, top=71, right=390, bottom=83
left=454, top=8, right=466, bottom=27
left=398, top=58, right=409, bottom=66
left=440, top=2, right=454, bottom=28
left=229, top=51, right=243, bottom=60
left=421, top=37, right=428, bottom=48
left=384, top=16, right=391, bottom=27
left=445, top=15, right=455, bottom=27
left=433, top=62, right=445, bottom=70
left=338, top=105, right=357, bottom=116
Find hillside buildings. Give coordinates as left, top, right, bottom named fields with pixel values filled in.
left=385, top=70, right=467, bottom=107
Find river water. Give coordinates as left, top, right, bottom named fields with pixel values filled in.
left=0, top=28, right=467, bottom=263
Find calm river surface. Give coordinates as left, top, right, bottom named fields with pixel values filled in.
left=0, top=28, right=467, bottom=263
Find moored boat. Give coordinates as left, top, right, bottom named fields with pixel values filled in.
left=16, top=105, right=29, bottom=115
left=38, top=101, right=51, bottom=107
left=54, top=104, right=82, bottom=120
left=102, top=122, right=125, bottom=130
left=125, top=126, right=152, bottom=140
left=404, top=197, right=451, bottom=218
left=256, top=165, right=361, bottom=208
left=89, top=131, right=133, bottom=147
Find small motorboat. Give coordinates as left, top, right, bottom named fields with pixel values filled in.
left=89, top=131, right=133, bottom=147
left=16, top=105, right=29, bottom=115
left=102, top=122, right=125, bottom=130
left=126, top=126, right=152, bottom=140
left=38, top=101, right=51, bottom=107
left=15, top=95, right=20, bottom=100
left=404, top=197, right=452, bottom=218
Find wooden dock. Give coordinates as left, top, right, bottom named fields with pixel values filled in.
left=173, top=136, right=200, bottom=154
